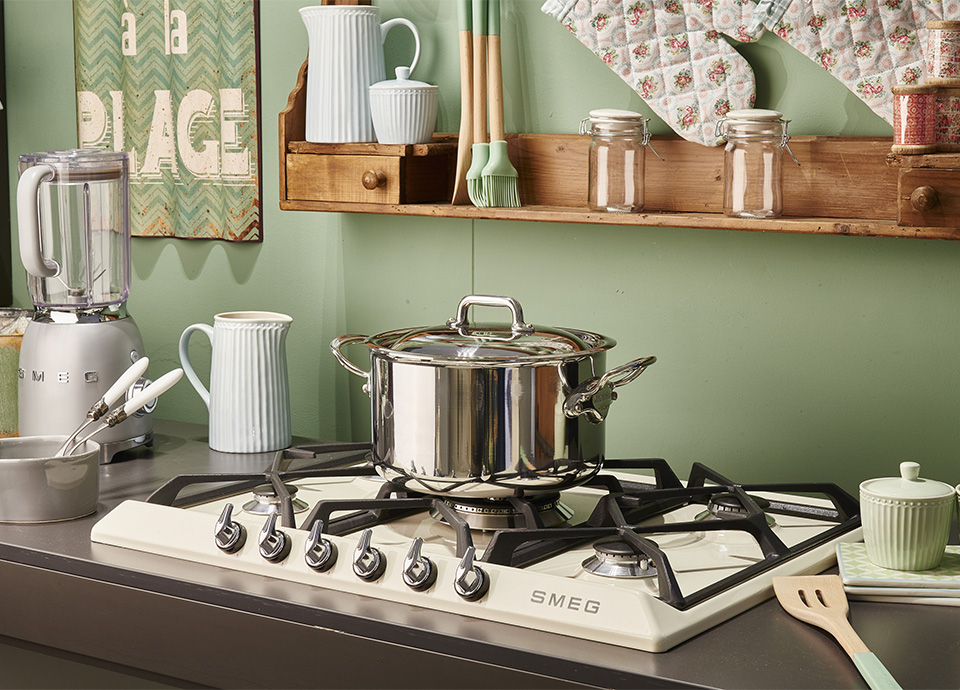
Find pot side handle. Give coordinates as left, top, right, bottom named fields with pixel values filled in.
left=564, top=356, right=656, bottom=424
left=330, top=335, right=372, bottom=383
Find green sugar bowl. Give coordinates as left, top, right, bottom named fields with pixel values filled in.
left=860, top=462, right=955, bottom=571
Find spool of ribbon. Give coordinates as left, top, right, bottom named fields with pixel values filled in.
left=892, top=85, right=937, bottom=154
left=935, top=88, right=960, bottom=152
left=927, top=21, right=960, bottom=87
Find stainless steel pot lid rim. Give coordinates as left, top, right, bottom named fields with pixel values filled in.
left=365, top=326, right=616, bottom=360
left=362, top=295, right=617, bottom=361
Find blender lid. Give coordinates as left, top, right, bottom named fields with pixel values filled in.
left=19, top=149, right=128, bottom=182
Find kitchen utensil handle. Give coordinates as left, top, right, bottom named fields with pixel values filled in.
left=487, top=0, right=504, bottom=142
left=178, top=323, right=214, bottom=407
left=472, top=0, right=487, bottom=143
left=447, top=294, right=533, bottom=335
left=102, top=357, right=151, bottom=410
left=119, top=368, right=183, bottom=417
left=451, top=0, right=474, bottom=205
left=853, top=653, right=902, bottom=690
left=330, top=335, right=371, bottom=380
left=381, top=18, right=420, bottom=76
left=16, top=164, right=59, bottom=279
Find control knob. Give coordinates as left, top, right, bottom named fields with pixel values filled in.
left=258, top=512, right=292, bottom=563
left=304, top=520, right=338, bottom=572
left=214, top=504, right=246, bottom=554
left=353, top=529, right=387, bottom=582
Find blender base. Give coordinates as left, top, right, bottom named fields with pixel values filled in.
left=18, top=313, right=154, bottom=457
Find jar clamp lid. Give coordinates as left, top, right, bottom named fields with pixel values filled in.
left=715, top=109, right=800, bottom=165
left=579, top=109, right=663, bottom=160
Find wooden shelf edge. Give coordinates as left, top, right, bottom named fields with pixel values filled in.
left=277, top=201, right=960, bottom=240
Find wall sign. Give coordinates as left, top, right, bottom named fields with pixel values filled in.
left=74, top=0, right=261, bottom=241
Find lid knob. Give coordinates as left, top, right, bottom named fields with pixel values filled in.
left=900, top=461, right=921, bottom=481
left=395, top=66, right=411, bottom=81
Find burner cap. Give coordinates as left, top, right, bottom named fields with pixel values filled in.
left=582, top=537, right=657, bottom=579
left=242, top=483, right=309, bottom=516
left=431, top=494, right=573, bottom=531
left=695, top=491, right=776, bottom=526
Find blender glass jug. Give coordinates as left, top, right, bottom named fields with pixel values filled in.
left=17, top=149, right=130, bottom=311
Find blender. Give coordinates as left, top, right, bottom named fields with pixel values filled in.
left=16, top=149, right=153, bottom=463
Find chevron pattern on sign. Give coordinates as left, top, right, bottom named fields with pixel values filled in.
left=74, top=0, right=261, bottom=242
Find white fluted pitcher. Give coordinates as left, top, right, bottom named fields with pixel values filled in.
left=300, top=5, right=420, bottom=142
left=179, top=311, right=292, bottom=453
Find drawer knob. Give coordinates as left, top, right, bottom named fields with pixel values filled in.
left=910, top=186, right=939, bottom=212
left=361, top=170, right=387, bottom=190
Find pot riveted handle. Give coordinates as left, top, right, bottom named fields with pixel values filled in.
left=563, top=356, right=656, bottom=424
left=330, top=334, right=372, bottom=385
left=446, top=295, right=535, bottom=335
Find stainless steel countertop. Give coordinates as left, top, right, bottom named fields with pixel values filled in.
left=0, top=420, right=957, bottom=689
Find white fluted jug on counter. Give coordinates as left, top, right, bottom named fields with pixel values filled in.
left=179, top=312, right=292, bottom=453
left=300, top=4, right=421, bottom=143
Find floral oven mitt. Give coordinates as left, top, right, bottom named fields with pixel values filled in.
left=542, top=0, right=951, bottom=146
left=542, top=0, right=766, bottom=146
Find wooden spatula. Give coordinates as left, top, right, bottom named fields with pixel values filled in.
left=772, top=575, right=902, bottom=690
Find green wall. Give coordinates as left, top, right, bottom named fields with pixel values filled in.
left=5, top=0, right=957, bottom=495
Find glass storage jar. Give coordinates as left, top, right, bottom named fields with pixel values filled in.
left=579, top=109, right=657, bottom=213
left=716, top=109, right=798, bottom=219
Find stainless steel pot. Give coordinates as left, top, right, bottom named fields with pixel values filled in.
left=331, top=295, right=655, bottom=498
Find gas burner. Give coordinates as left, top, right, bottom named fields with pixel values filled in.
left=430, top=494, right=573, bottom=531
left=242, top=483, right=309, bottom=516
left=582, top=537, right=658, bottom=579
left=694, top=492, right=776, bottom=527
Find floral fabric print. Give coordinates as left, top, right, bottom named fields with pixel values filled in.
left=544, top=0, right=954, bottom=144
left=755, top=0, right=953, bottom=124
left=542, top=0, right=762, bottom=145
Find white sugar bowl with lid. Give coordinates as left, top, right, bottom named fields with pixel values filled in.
left=859, top=462, right=955, bottom=570
left=369, top=66, right=438, bottom=145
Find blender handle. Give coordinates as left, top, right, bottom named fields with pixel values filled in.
left=16, top=164, right=59, bottom=278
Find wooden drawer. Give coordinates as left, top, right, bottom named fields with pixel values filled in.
left=284, top=148, right=454, bottom=205
left=898, top=168, right=960, bottom=228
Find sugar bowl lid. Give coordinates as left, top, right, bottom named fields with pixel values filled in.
left=369, top=66, right=437, bottom=93
left=860, top=462, right=955, bottom=500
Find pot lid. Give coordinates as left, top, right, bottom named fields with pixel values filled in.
left=369, top=66, right=437, bottom=93
left=364, top=295, right=616, bottom=362
left=860, top=462, right=955, bottom=500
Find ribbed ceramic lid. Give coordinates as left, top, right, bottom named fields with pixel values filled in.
left=369, top=66, right=437, bottom=93
left=860, top=462, right=955, bottom=500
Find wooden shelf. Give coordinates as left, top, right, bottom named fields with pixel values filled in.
left=276, top=201, right=959, bottom=240
left=279, top=59, right=960, bottom=240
